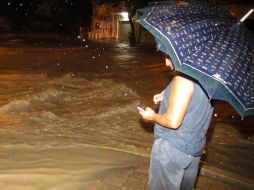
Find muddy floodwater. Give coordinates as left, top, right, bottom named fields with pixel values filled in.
left=0, top=35, right=254, bottom=190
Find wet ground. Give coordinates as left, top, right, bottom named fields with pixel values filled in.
left=0, top=33, right=254, bottom=190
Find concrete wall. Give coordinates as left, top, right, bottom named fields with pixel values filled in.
left=118, top=21, right=131, bottom=42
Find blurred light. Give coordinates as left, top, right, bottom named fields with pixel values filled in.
left=119, top=12, right=129, bottom=21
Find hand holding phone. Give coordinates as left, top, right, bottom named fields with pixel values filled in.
left=137, top=104, right=156, bottom=121
left=137, top=104, right=146, bottom=114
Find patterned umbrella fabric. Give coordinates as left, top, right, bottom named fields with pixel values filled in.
left=137, top=1, right=254, bottom=117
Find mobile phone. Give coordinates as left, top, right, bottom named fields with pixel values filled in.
left=137, top=104, right=146, bottom=113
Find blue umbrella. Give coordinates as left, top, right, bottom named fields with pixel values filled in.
left=137, top=1, right=254, bottom=117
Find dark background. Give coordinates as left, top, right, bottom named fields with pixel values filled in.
left=0, top=0, right=253, bottom=35
left=0, top=0, right=93, bottom=34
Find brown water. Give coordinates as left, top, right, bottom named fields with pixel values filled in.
left=0, top=42, right=166, bottom=189
left=0, top=36, right=254, bottom=189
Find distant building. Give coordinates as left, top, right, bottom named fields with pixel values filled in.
left=86, top=1, right=253, bottom=44
left=88, top=1, right=131, bottom=42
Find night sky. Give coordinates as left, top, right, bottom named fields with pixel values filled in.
left=0, top=0, right=93, bottom=33
left=0, top=0, right=39, bottom=16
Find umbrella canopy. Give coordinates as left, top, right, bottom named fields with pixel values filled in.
left=137, top=1, right=254, bottom=117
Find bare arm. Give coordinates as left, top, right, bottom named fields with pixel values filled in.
left=141, top=76, right=194, bottom=129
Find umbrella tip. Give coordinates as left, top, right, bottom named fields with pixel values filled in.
left=240, top=8, right=254, bottom=22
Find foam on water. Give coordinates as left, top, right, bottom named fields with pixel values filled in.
left=0, top=99, right=31, bottom=114
left=0, top=74, right=152, bottom=152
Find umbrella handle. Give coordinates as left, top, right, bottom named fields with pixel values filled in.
left=240, top=8, right=254, bottom=22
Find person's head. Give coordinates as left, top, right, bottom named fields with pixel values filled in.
left=165, top=55, right=175, bottom=71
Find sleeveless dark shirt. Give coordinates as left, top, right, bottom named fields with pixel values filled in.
left=154, top=77, right=213, bottom=156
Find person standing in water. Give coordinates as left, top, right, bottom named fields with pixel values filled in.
left=139, top=55, right=214, bottom=190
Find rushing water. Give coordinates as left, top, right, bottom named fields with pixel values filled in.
left=0, top=44, right=168, bottom=189
left=0, top=40, right=254, bottom=189
left=0, top=46, right=168, bottom=151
